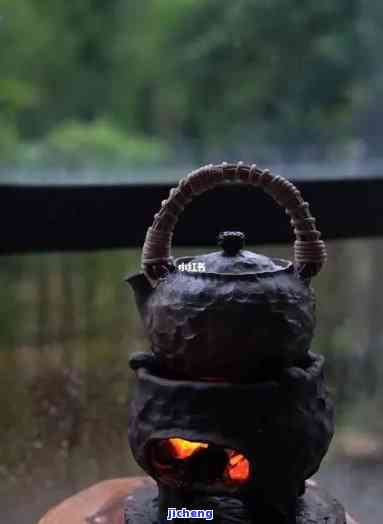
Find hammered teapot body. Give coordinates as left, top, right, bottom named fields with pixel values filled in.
left=127, top=162, right=326, bottom=381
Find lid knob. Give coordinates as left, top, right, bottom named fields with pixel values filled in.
left=218, top=231, right=245, bottom=256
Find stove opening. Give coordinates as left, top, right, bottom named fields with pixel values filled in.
left=150, top=437, right=250, bottom=487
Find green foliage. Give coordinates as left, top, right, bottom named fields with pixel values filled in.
left=156, top=0, right=362, bottom=151
left=16, top=120, right=171, bottom=169
left=0, top=120, right=20, bottom=163
left=0, top=0, right=374, bottom=164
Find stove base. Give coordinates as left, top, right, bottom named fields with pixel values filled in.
left=38, top=477, right=358, bottom=524
left=121, top=479, right=347, bottom=524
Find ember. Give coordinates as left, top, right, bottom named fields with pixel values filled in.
left=226, top=450, right=250, bottom=483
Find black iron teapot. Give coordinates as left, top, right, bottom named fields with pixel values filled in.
left=127, top=162, right=327, bottom=381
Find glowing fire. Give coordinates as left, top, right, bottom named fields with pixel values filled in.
left=168, top=437, right=208, bottom=459
left=165, top=438, right=250, bottom=483
left=225, top=451, right=250, bottom=482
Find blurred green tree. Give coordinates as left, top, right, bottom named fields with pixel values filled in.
left=0, top=0, right=366, bottom=162
left=152, top=0, right=362, bottom=157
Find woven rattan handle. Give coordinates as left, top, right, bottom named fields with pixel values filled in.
left=142, top=162, right=327, bottom=285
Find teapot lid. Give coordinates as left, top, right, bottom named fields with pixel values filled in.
left=175, top=231, right=292, bottom=277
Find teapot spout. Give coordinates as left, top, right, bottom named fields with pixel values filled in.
left=125, top=272, right=153, bottom=317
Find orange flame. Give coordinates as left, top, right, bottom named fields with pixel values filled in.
left=226, top=451, right=250, bottom=482
left=168, top=437, right=208, bottom=459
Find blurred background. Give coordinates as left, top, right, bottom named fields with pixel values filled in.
left=0, top=1, right=383, bottom=523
